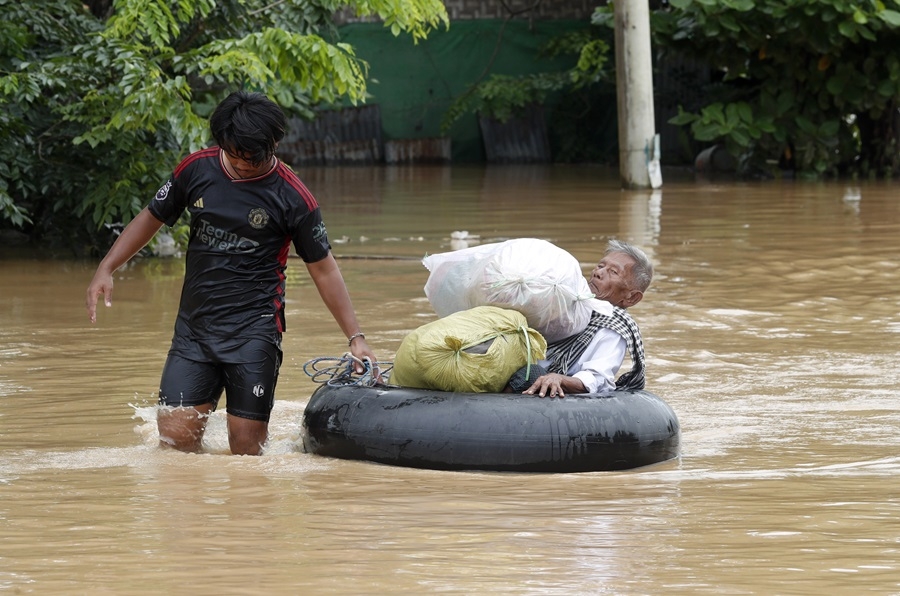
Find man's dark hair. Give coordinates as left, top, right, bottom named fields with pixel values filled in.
left=210, top=90, right=286, bottom=166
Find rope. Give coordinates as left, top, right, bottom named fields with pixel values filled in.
left=303, top=354, right=393, bottom=387
left=518, top=324, right=533, bottom=381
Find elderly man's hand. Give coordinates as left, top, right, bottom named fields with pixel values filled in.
left=524, top=373, right=569, bottom=398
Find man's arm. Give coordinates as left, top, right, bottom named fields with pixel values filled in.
left=86, top=207, right=165, bottom=323
left=570, top=330, right=626, bottom=393
left=524, top=330, right=626, bottom=398
left=306, top=252, right=378, bottom=372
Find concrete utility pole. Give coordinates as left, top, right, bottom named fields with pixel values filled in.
left=615, top=0, right=661, bottom=189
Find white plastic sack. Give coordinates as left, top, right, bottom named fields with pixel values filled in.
left=423, top=238, right=595, bottom=342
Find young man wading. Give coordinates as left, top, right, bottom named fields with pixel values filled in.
left=86, top=90, right=377, bottom=455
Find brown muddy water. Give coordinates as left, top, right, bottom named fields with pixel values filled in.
left=1, top=165, right=899, bottom=595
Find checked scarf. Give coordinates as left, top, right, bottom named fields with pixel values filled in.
left=545, top=306, right=646, bottom=390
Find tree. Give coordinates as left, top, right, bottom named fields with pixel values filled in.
left=441, top=29, right=611, bottom=128
left=628, top=0, right=900, bottom=178
left=0, top=0, right=447, bottom=251
left=439, top=22, right=615, bottom=164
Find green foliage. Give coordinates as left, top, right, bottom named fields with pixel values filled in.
left=0, top=0, right=447, bottom=251
left=669, top=101, right=779, bottom=168
left=441, top=29, right=611, bottom=135
left=442, top=73, right=561, bottom=131
left=341, top=0, right=448, bottom=42
left=632, top=0, right=900, bottom=177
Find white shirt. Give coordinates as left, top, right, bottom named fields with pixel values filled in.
left=568, top=328, right=626, bottom=393
left=525, top=299, right=631, bottom=393
left=537, top=327, right=626, bottom=393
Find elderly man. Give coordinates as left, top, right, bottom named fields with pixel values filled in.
left=511, top=239, right=653, bottom=398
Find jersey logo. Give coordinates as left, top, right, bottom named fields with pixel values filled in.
left=193, top=197, right=204, bottom=209
left=248, top=208, right=269, bottom=229
left=197, top=218, right=260, bottom=253
left=312, top=222, right=327, bottom=242
left=155, top=180, right=172, bottom=201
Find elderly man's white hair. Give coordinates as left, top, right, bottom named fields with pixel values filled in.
left=606, top=239, right=653, bottom=292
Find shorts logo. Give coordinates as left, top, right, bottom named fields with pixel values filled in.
left=155, top=180, right=172, bottom=201
left=252, top=384, right=265, bottom=398
left=248, top=208, right=269, bottom=229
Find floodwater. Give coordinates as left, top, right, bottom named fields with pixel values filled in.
left=1, top=165, right=899, bottom=595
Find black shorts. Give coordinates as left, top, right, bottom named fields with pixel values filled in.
left=158, top=339, right=282, bottom=422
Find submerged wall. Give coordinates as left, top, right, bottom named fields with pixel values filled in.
left=284, top=18, right=597, bottom=164
left=286, top=3, right=630, bottom=165
left=294, top=4, right=699, bottom=166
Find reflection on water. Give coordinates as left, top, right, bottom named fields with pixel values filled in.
left=1, top=166, right=899, bottom=594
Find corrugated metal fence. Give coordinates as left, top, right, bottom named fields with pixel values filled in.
left=478, top=104, right=551, bottom=163
left=280, top=105, right=453, bottom=166
left=281, top=103, right=552, bottom=166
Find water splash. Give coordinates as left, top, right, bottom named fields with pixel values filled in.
left=129, top=400, right=308, bottom=456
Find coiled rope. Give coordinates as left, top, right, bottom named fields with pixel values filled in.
left=303, top=354, right=393, bottom=387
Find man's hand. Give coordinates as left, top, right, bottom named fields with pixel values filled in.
left=83, top=208, right=165, bottom=324
left=523, top=373, right=585, bottom=398
left=348, top=337, right=382, bottom=383
left=86, top=270, right=114, bottom=323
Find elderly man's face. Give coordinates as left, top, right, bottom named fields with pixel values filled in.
left=588, top=251, right=642, bottom=308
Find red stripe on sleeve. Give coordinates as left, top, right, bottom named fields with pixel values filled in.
left=174, top=147, right=219, bottom=178
left=276, top=164, right=319, bottom=211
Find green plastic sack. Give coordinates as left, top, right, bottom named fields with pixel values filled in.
left=391, top=305, right=547, bottom=393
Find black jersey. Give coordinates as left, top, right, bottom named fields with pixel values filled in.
left=149, top=147, right=331, bottom=356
